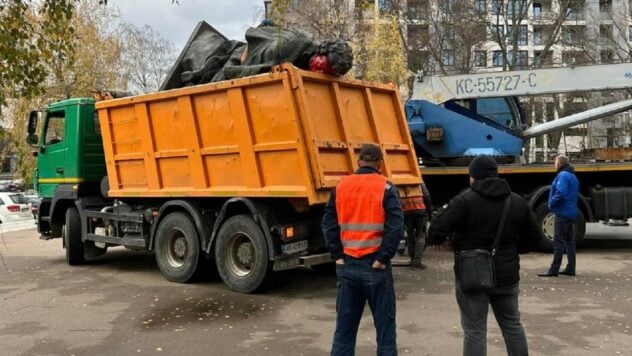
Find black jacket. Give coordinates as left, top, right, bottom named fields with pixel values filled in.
left=428, top=177, right=541, bottom=286
left=322, top=166, right=404, bottom=264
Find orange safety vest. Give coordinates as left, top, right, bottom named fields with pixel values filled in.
left=335, top=173, right=388, bottom=258
left=401, top=196, right=426, bottom=212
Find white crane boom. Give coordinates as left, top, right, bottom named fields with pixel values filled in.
left=412, top=62, right=632, bottom=104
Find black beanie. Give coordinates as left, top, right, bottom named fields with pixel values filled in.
left=468, top=155, right=498, bottom=180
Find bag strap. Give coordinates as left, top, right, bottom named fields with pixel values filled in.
left=491, top=195, right=512, bottom=256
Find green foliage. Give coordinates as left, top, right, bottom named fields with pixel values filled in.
left=363, top=15, right=408, bottom=85
left=0, top=0, right=76, bottom=105
left=269, top=0, right=291, bottom=27
left=0, top=0, right=126, bottom=183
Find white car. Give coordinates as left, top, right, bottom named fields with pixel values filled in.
left=0, top=192, right=33, bottom=223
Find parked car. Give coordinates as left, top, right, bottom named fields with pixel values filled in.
left=0, top=192, right=33, bottom=223
left=25, top=195, right=42, bottom=219
left=0, top=180, right=24, bottom=192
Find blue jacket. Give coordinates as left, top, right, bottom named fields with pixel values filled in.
left=548, top=164, right=579, bottom=219
left=321, top=166, right=404, bottom=264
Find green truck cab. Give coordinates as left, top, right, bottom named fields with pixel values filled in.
left=27, top=98, right=106, bottom=238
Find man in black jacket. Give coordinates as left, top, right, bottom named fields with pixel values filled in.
left=428, top=155, right=541, bottom=356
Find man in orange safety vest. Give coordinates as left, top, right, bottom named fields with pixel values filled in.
left=322, top=143, right=404, bottom=356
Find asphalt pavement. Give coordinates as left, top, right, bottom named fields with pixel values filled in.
left=1, top=228, right=631, bottom=356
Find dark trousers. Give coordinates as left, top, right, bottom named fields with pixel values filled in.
left=456, top=283, right=529, bottom=356
left=550, top=215, right=576, bottom=273
left=332, top=256, right=397, bottom=356
left=405, top=213, right=426, bottom=263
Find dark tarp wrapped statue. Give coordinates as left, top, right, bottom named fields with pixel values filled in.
left=161, top=21, right=353, bottom=91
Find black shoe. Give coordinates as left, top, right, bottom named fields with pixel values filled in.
left=537, top=271, right=559, bottom=277
left=410, top=261, right=427, bottom=270
left=559, top=270, right=575, bottom=276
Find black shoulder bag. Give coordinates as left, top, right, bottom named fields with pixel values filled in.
left=455, top=195, right=511, bottom=293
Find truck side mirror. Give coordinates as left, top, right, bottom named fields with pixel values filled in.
left=26, top=111, right=40, bottom=146
left=27, top=111, right=39, bottom=134
left=27, top=133, right=39, bottom=145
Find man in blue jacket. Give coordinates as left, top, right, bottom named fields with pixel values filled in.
left=539, top=155, right=580, bottom=277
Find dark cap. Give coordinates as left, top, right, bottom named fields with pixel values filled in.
left=468, top=155, right=498, bottom=180
left=358, top=144, right=383, bottom=162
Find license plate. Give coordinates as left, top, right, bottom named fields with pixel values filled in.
left=282, top=240, right=308, bottom=255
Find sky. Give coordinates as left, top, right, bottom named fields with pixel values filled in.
left=109, top=0, right=266, bottom=49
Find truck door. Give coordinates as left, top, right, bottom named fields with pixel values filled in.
left=38, top=110, right=67, bottom=198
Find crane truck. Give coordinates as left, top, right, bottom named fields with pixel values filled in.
left=405, top=62, right=632, bottom=248
left=27, top=64, right=425, bottom=293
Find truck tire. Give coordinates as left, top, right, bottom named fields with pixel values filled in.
left=534, top=203, right=586, bottom=252
left=215, top=215, right=272, bottom=293
left=155, top=212, right=202, bottom=283
left=64, top=207, right=86, bottom=265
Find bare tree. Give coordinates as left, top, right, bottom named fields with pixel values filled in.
left=271, top=0, right=360, bottom=41
left=400, top=0, right=488, bottom=75
left=119, top=24, right=178, bottom=94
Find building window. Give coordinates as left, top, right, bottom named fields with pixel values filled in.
left=407, top=25, right=428, bottom=48
left=600, top=50, right=613, bottom=63
left=474, top=51, right=487, bottom=67
left=440, top=0, right=453, bottom=12
left=535, top=51, right=553, bottom=66
left=407, top=0, right=426, bottom=20
left=442, top=50, right=455, bottom=66
left=475, top=0, right=486, bottom=12
left=508, top=50, right=528, bottom=68
left=492, top=51, right=504, bottom=66
left=563, top=51, right=584, bottom=65
left=599, top=0, right=612, bottom=12
left=491, top=0, right=502, bottom=15
left=444, top=24, right=455, bottom=40
left=533, top=3, right=542, bottom=18
left=565, top=28, right=576, bottom=45
left=492, top=25, right=505, bottom=40
left=565, top=1, right=584, bottom=20
left=508, top=25, right=528, bottom=45
left=508, top=0, right=527, bottom=18
left=379, top=0, right=393, bottom=13
left=534, top=27, right=543, bottom=45
left=600, top=25, right=612, bottom=44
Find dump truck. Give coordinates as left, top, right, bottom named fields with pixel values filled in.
left=405, top=62, right=632, bottom=248
left=27, top=64, right=424, bottom=293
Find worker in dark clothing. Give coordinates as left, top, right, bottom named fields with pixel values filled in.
left=404, top=183, right=432, bottom=269
left=322, top=143, right=403, bottom=356
left=428, top=155, right=542, bottom=356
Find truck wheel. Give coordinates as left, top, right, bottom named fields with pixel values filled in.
left=155, top=212, right=202, bottom=283
left=64, top=207, right=85, bottom=265
left=215, top=215, right=272, bottom=293
left=534, top=203, right=586, bottom=252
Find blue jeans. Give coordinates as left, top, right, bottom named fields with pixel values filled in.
left=550, top=215, right=576, bottom=273
left=331, top=256, right=397, bottom=356
left=456, top=283, right=528, bottom=356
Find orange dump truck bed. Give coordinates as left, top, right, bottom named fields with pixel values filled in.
left=96, top=64, right=422, bottom=205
